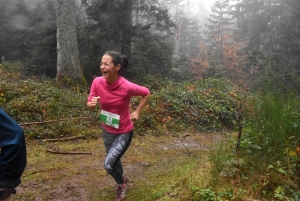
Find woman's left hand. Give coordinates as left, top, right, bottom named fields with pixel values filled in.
left=130, top=111, right=140, bottom=121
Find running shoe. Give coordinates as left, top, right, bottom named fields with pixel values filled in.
left=115, top=183, right=127, bottom=201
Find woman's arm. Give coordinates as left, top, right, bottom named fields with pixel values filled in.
left=130, top=94, right=150, bottom=120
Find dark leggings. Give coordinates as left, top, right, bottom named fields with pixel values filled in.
left=102, top=128, right=133, bottom=185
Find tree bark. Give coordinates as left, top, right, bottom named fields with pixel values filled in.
left=121, top=0, right=132, bottom=59
left=55, top=0, right=86, bottom=85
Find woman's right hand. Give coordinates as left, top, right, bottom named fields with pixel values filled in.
left=87, top=96, right=100, bottom=109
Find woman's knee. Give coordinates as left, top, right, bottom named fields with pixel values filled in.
left=104, top=164, right=114, bottom=174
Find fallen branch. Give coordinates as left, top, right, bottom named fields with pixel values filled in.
left=20, top=116, right=95, bottom=126
left=42, top=135, right=85, bottom=143
left=46, top=149, right=91, bottom=155
left=25, top=167, right=62, bottom=176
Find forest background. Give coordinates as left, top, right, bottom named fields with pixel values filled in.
left=0, top=0, right=300, bottom=200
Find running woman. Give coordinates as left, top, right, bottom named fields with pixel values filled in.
left=87, top=51, right=150, bottom=201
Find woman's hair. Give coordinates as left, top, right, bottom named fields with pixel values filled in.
left=104, top=51, right=129, bottom=73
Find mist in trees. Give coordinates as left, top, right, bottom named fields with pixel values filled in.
left=1, top=0, right=299, bottom=94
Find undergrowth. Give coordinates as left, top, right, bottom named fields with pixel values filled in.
left=0, top=62, right=241, bottom=139
left=236, top=90, right=300, bottom=200
left=202, top=89, right=300, bottom=200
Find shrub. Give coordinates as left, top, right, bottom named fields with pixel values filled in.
left=1, top=62, right=243, bottom=138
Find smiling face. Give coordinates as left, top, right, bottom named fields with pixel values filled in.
left=100, top=54, right=121, bottom=84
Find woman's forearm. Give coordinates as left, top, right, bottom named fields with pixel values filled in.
left=135, top=94, right=150, bottom=113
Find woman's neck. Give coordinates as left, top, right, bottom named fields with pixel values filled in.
left=106, top=75, right=119, bottom=85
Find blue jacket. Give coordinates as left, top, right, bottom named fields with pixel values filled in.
left=0, top=108, right=27, bottom=189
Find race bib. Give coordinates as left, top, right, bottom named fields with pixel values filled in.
left=100, top=110, right=120, bottom=129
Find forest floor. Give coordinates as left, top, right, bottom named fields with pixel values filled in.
left=12, top=131, right=226, bottom=201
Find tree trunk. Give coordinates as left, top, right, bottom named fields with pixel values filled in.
left=135, top=0, right=139, bottom=25
left=121, top=0, right=132, bottom=59
left=55, top=0, right=86, bottom=85
left=174, top=1, right=180, bottom=58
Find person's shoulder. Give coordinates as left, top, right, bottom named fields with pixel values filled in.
left=94, top=76, right=104, bottom=80
left=119, top=76, right=129, bottom=82
left=92, top=76, right=104, bottom=83
left=120, top=76, right=135, bottom=86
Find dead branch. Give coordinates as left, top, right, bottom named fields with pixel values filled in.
left=46, top=149, right=91, bottom=155
left=25, top=167, right=61, bottom=176
left=235, top=101, right=244, bottom=156
left=42, top=135, right=85, bottom=143
left=20, top=116, right=94, bottom=126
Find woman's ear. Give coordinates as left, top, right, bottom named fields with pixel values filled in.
left=116, top=64, right=121, bottom=71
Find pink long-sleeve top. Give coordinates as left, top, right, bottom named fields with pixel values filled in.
left=88, top=76, right=150, bottom=134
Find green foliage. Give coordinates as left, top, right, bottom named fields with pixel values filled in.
left=0, top=63, right=97, bottom=139
left=132, top=77, right=241, bottom=135
left=243, top=91, right=300, bottom=161
left=130, top=34, right=174, bottom=79
left=208, top=139, right=235, bottom=189
left=247, top=51, right=300, bottom=95
left=236, top=89, right=300, bottom=199
left=192, top=187, right=237, bottom=201
left=1, top=62, right=241, bottom=139
left=193, top=188, right=218, bottom=201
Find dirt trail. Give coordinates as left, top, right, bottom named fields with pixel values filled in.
left=13, top=133, right=225, bottom=201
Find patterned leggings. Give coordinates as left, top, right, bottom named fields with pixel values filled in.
left=102, top=128, right=133, bottom=185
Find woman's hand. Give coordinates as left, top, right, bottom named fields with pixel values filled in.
left=130, top=94, right=150, bottom=121
left=87, top=96, right=100, bottom=109
left=130, top=111, right=140, bottom=121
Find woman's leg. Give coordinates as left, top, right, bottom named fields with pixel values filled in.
left=102, top=129, right=133, bottom=184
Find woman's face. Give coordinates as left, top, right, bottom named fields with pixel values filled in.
left=100, top=54, right=120, bottom=84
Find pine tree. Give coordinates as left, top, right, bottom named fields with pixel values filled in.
left=25, top=0, right=57, bottom=77
left=159, top=0, right=202, bottom=58
left=83, top=0, right=176, bottom=79
left=0, top=0, right=34, bottom=62
left=205, top=0, right=233, bottom=68
left=232, top=0, right=300, bottom=91
left=203, top=0, right=247, bottom=84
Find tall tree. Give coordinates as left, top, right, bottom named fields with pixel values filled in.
left=121, top=0, right=133, bottom=59
left=55, top=0, right=86, bottom=84
left=84, top=0, right=176, bottom=79
left=180, top=0, right=202, bottom=58
left=232, top=0, right=300, bottom=92
left=202, top=0, right=247, bottom=84
left=205, top=0, right=233, bottom=68
left=190, top=42, right=209, bottom=80
left=0, top=0, right=9, bottom=63
left=159, top=0, right=202, bottom=58
left=0, top=0, right=33, bottom=63
left=25, top=0, right=57, bottom=77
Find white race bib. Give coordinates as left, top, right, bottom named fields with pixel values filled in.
left=100, top=110, right=120, bottom=129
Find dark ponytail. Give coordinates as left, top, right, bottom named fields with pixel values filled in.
left=105, top=51, right=128, bottom=73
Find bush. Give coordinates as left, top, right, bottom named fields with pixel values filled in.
left=1, top=63, right=243, bottom=138
left=236, top=89, right=300, bottom=199
left=132, top=77, right=242, bottom=134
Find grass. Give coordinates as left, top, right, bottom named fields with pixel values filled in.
left=234, top=90, right=300, bottom=200
left=14, top=132, right=218, bottom=201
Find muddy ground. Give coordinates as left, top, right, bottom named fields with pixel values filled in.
left=12, top=132, right=225, bottom=201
